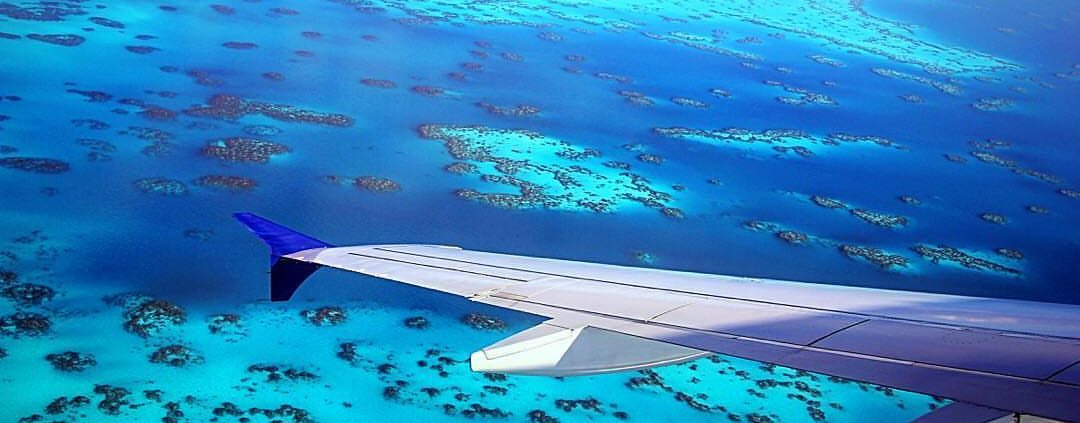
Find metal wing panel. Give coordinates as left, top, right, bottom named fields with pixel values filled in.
left=494, top=278, right=697, bottom=321
left=650, top=300, right=867, bottom=345
left=812, top=319, right=1080, bottom=380
left=354, top=246, right=544, bottom=282
left=298, top=246, right=522, bottom=297
left=370, top=245, right=1080, bottom=339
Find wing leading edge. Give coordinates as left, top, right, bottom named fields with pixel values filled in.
left=234, top=214, right=1080, bottom=422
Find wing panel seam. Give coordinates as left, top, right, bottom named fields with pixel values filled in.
left=346, top=252, right=531, bottom=283
left=1043, top=359, right=1080, bottom=385
left=807, top=318, right=871, bottom=347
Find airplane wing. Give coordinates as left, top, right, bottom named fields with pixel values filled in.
left=234, top=213, right=1080, bottom=422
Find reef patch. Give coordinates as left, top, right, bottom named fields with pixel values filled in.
left=419, top=125, right=684, bottom=217
left=185, top=94, right=354, bottom=127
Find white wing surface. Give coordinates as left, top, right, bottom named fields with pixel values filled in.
left=235, top=214, right=1080, bottom=422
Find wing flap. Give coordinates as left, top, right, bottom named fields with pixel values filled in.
left=813, top=319, right=1080, bottom=380
left=470, top=319, right=709, bottom=376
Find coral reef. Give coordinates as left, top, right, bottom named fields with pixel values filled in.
left=0, top=312, right=51, bottom=337
left=671, top=97, right=709, bottom=108
left=637, top=153, right=665, bottom=165
left=243, top=125, right=283, bottom=137
left=850, top=209, right=908, bottom=228
left=898, top=94, right=925, bottom=103
left=979, top=213, right=1007, bottom=225
left=247, top=364, right=319, bottom=383
left=404, top=316, right=430, bottom=330
left=27, top=33, right=85, bottom=46
left=776, top=230, right=809, bottom=245
left=972, top=97, right=1015, bottom=112
left=201, top=137, right=289, bottom=164
left=76, top=138, right=116, bottom=161
left=411, top=86, right=447, bottom=97
left=476, top=102, right=540, bottom=117
left=870, top=68, right=962, bottom=96
left=444, top=162, right=478, bottom=174
left=2, top=283, right=55, bottom=306
left=969, top=149, right=1060, bottom=184
left=632, top=251, right=657, bottom=265
left=185, top=94, right=353, bottom=127
left=810, top=195, right=845, bottom=209
left=618, top=90, right=654, bottom=107
left=839, top=245, right=909, bottom=270
left=913, top=245, right=1021, bottom=276
left=193, top=175, right=258, bottom=192
left=763, top=80, right=836, bottom=106
left=212, top=402, right=315, bottom=423
left=44, top=395, right=91, bottom=416
left=420, top=125, right=683, bottom=217
left=300, top=306, right=347, bottom=326
left=149, top=344, right=203, bottom=367
left=222, top=41, right=258, bottom=49
left=125, top=46, right=160, bottom=54
left=655, top=127, right=902, bottom=157
left=994, top=248, right=1024, bottom=260
left=204, top=314, right=241, bottom=336
left=808, top=195, right=908, bottom=228
left=898, top=195, right=921, bottom=205
left=1026, top=205, right=1049, bottom=214
left=134, top=178, right=188, bottom=196
left=361, top=78, right=397, bottom=88
left=46, top=351, right=98, bottom=372
left=93, top=385, right=131, bottom=415
left=0, top=2, right=87, bottom=21
left=461, top=313, right=507, bottom=331
left=354, top=176, right=401, bottom=192
left=122, top=298, right=187, bottom=337
left=807, top=54, right=844, bottom=67
left=0, top=157, right=71, bottom=174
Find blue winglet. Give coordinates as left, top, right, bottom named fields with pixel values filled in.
left=233, top=212, right=333, bottom=301
left=233, top=212, right=332, bottom=262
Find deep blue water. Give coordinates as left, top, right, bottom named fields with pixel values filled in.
left=0, top=0, right=1077, bottom=422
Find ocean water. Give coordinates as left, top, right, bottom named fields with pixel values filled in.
left=0, top=0, right=1077, bottom=422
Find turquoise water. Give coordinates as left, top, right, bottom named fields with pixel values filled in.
left=0, top=0, right=1077, bottom=422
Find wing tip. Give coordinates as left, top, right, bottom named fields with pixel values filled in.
left=234, top=212, right=328, bottom=302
